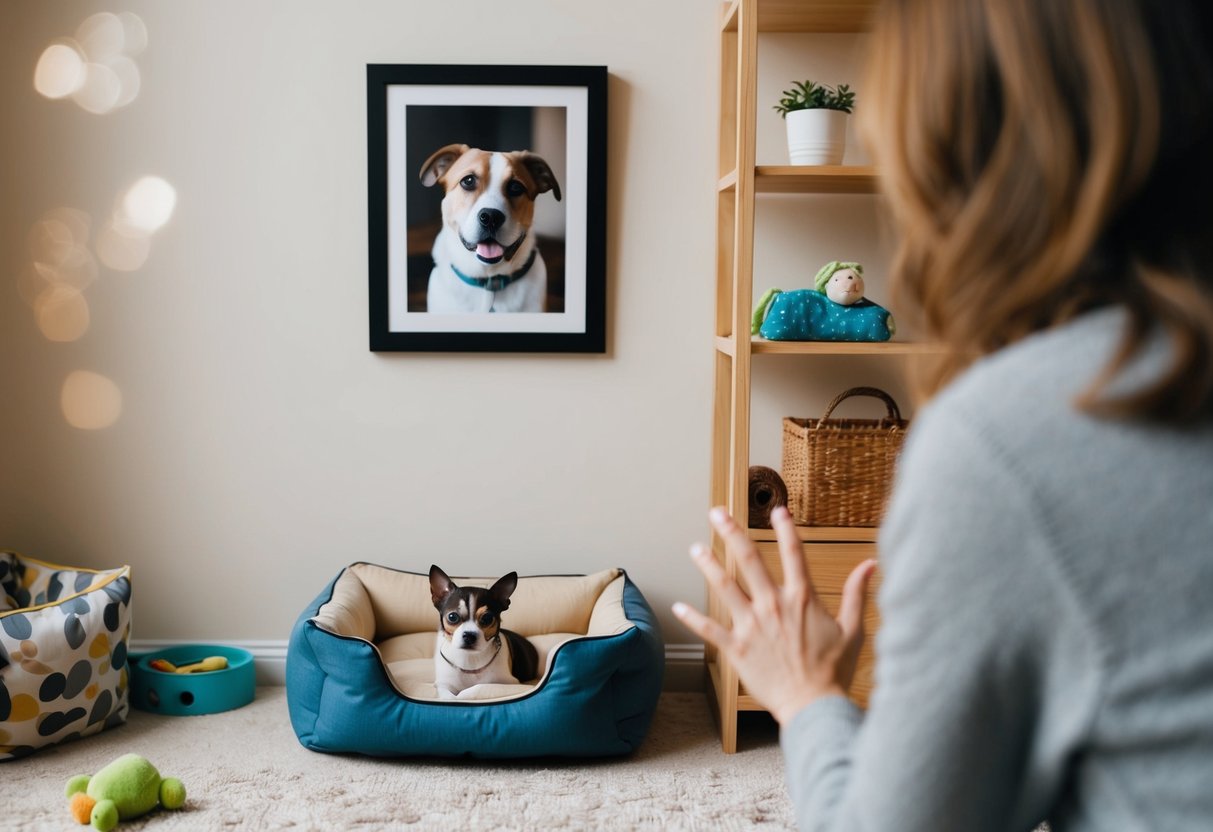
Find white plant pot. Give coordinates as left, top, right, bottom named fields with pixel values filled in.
left=785, top=108, right=848, bottom=165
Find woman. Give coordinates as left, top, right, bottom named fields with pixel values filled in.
left=674, top=0, right=1213, bottom=829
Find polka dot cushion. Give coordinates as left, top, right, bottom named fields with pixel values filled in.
left=0, top=552, right=132, bottom=760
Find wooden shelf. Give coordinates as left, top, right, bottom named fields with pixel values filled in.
left=751, top=337, right=943, bottom=354
left=721, top=0, right=879, bottom=33
left=717, top=335, right=945, bottom=356
left=756, top=165, right=877, bottom=193
left=718, top=165, right=878, bottom=194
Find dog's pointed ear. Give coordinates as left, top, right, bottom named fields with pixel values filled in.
left=519, top=153, right=561, bottom=202
left=429, top=565, right=457, bottom=608
left=419, top=143, right=469, bottom=187
left=486, top=571, right=519, bottom=609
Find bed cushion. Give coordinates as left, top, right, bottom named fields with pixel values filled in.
left=0, top=552, right=132, bottom=761
left=286, top=563, right=663, bottom=758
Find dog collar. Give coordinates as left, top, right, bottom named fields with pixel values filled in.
left=450, top=249, right=538, bottom=293
left=440, top=640, right=502, bottom=675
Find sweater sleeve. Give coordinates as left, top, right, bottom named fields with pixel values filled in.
left=780, top=398, right=1102, bottom=832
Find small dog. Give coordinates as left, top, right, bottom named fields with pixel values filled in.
left=428, top=565, right=539, bottom=699
left=419, top=143, right=561, bottom=314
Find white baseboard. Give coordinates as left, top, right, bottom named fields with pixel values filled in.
left=131, top=639, right=705, bottom=692
left=663, top=643, right=707, bottom=691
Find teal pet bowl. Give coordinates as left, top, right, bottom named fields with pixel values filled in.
left=130, top=644, right=255, bottom=716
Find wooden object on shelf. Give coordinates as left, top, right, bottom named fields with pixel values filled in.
left=708, top=0, right=898, bottom=754
left=747, top=465, right=788, bottom=528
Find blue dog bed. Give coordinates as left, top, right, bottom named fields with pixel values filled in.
left=286, top=564, right=663, bottom=759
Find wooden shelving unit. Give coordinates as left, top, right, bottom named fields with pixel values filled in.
left=707, top=0, right=894, bottom=753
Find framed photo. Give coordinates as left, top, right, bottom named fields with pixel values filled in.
left=367, top=64, right=607, bottom=352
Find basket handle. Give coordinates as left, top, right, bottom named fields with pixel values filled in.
left=817, top=386, right=902, bottom=424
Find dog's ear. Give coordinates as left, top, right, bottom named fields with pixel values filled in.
left=486, top=571, right=519, bottom=610
left=519, top=153, right=561, bottom=202
left=429, top=565, right=457, bottom=608
left=419, top=144, right=469, bottom=187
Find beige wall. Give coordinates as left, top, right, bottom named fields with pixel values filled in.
left=0, top=2, right=913, bottom=656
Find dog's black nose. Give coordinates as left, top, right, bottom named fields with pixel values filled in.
left=461, top=631, right=478, bottom=647
left=478, top=208, right=505, bottom=232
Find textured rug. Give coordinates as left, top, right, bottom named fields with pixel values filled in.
left=2, top=688, right=794, bottom=831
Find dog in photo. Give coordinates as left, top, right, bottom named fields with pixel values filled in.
left=419, top=143, right=561, bottom=314
left=429, top=565, right=540, bottom=700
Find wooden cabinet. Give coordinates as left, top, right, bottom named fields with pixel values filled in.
left=707, top=0, right=903, bottom=753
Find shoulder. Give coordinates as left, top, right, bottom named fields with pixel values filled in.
left=930, top=307, right=1127, bottom=441
left=874, top=316, right=1128, bottom=621
left=891, top=309, right=1149, bottom=503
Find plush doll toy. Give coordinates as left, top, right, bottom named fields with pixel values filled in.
left=752, top=261, right=896, bottom=342
left=65, top=753, right=186, bottom=831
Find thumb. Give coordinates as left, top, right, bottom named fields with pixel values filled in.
left=836, top=558, right=877, bottom=639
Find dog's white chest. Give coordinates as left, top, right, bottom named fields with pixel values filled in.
left=433, top=633, right=517, bottom=699
left=427, top=235, right=547, bottom=314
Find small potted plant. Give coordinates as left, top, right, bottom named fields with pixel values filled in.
left=774, top=80, right=856, bottom=165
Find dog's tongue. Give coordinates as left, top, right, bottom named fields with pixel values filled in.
left=477, top=241, right=504, bottom=260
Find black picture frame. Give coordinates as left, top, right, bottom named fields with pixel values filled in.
left=367, top=64, right=607, bottom=353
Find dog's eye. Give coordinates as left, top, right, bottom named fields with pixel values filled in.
left=460, top=175, right=477, bottom=191
left=505, top=179, right=526, bottom=198
left=478, top=612, right=495, bottom=627
left=446, top=612, right=460, bottom=624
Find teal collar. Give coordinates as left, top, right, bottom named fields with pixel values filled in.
left=451, top=249, right=538, bottom=293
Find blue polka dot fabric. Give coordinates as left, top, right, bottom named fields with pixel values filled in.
left=756, top=289, right=895, bottom=342
left=0, top=552, right=132, bottom=760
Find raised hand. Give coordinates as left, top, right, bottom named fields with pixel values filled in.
left=673, top=505, right=877, bottom=725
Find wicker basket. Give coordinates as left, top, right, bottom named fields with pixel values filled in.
left=781, top=387, right=908, bottom=527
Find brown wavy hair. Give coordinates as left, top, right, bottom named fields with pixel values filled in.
left=859, top=0, right=1213, bottom=421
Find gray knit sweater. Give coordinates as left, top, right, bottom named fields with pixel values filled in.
left=781, top=308, right=1213, bottom=831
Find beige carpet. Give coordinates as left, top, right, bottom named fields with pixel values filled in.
left=2, top=688, right=795, bottom=831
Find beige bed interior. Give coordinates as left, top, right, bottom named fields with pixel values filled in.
left=311, top=565, right=634, bottom=701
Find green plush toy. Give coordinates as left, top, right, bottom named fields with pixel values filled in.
left=65, top=753, right=186, bottom=831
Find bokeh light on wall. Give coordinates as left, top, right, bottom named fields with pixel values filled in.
left=61, top=371, right=123, bottom=430
left=27, top=209, right=97, bottom=290
left=28, top=13, right=160, bottom=431
left=33, top=12, right=147, bottom=114
left=94, top=223, right=150, bottom=272
left=95, top=175, right=176, bottom=271
left=22, top=209, right=99, bottom=343
left=72, top=61, right=123, bottom=115
left=33, top=43, right=87, bottom=99
left=35, top=287, right=91, bottom=342
left=120, top=176, right=176, bottom=233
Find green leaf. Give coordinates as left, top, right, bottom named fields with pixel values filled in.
left=773, top=78, right=857, bottom=115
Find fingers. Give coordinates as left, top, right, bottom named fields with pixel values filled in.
left=710, top=506, right=778, bottom=605
left=688, top=542, right=753, bottom=616
left=771, top=506, right=814, bottom=601
left=836, top=558, right=878, bottom=639
left=671, top=601, right=734, bottom=652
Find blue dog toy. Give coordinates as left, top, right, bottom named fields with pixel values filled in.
left=752, top=261, right=896, bottom=342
